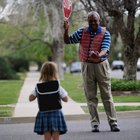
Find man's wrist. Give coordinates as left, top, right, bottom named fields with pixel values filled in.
left=64, top=27, right=68, bottom=33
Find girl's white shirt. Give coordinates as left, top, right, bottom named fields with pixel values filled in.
left=31, top=85, right=68, bottom=99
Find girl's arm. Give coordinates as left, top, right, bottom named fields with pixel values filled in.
left=29, top=90, right=37, bottom=102
left=60, top=86, right=68, bottom=102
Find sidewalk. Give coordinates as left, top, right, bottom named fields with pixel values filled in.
left=13, top=68, right=85, bottom=117
left=14, top=68, right=140, bottom=117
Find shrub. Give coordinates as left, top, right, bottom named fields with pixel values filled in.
left=7, top=56, right=29, bottom=72
left=0, top=57, right=19, bottom=80
left=111, top=79, right=140, bottom=91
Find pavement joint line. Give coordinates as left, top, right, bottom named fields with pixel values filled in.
left=0, top=111, right=140, bottom=124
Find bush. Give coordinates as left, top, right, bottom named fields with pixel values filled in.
left=0, top=57, right=19, bottom=80
left=7, top=56, right=29, bottom=72
left=111, top=79, right=140, bottom=91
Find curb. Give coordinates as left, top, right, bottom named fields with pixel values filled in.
left=0, top=111, right=140, bottom=124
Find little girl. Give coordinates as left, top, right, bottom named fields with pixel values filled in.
left=29, top=61, right=68, bottom=140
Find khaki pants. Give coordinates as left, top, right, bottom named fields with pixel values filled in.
left=81, top=60, right=117, bottom=126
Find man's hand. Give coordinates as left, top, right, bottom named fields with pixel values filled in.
left=90, top=51, right=99, bottom=58
left=64, top=20, right=69, bottom=31
left=90, top=50, right=108, bottom=59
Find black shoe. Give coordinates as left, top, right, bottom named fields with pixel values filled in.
left=110, top=124, right=120, bottom=132
left=91, top=125, right=99, bottom=132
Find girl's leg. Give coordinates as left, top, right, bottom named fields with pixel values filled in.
left=44, top=132, right=51, bottom=140
left=52, top=132, right=60, bottom=140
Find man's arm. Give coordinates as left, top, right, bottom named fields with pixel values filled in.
left=64, top=20, right=70, bottom=43
left=64, top=21, right=83, bottom=44
left=101, top=31, right=111, bottom=53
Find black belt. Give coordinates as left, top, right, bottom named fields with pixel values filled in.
left=86, top=59, right=106, bottom=64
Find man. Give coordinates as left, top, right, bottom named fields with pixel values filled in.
left=64, top=11, right=120, bottom=132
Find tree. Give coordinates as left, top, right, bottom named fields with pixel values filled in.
left=80, top=0, right=140, bottom=80
left=0, top=0, right=65, bottom=79
left=43, top=0, right=64, bottom=79
left=0, top=16, right=52, bottom=68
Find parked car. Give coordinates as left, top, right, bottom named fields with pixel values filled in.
left=111, top=60, right=124, bottom=70
left=70, top=61, right=81, bottom=73
left=137, top=58, right=140, bottom=71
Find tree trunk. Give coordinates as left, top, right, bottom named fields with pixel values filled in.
left=51, top=39, right=64, bottom=80
left=122, top=4, right=139, bottom=80
left=44, top=0, right=64, bottom=79
left=123, top=48, right=137, bottom=80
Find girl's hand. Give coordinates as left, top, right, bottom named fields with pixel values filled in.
left=29, top=94, right=36, bottom=102
left=62, top=96, right=68, bottom=102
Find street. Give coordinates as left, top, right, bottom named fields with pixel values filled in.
left=111, top=70, right=140, bottom=80
left=0, top=113, right=140, bottom=140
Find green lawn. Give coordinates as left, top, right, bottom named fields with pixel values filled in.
left=1, top=73, right=139, bottom=105
left=113, top=96, right=140, bottom=103
left=0, top=73, right=25, bottom=117
left=0, top=107, right=14, bottom=117
left=61, top=73, right=86, bottom=102
left=0, top=72, right=140, bottom=117
left=0, top=73, right=25, bottom=105
left=61, top=73, right=140, bottom=103
left=0, top=80, right=24, bottom=105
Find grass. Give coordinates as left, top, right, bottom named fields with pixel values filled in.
left=112, top=96, right=140, bottom=103
left=0, top=73, right=25, bottom=105
left=0, top=107, right=14, bottom=117
left=61, top=73, right=140, bottom=103
left=0, top=72, right=140, bottom=117
left=0, top=80, right=24, bottom=105
left=61, top=73, right=86, bottom=102
left=0, top=73, right=26, bottom=117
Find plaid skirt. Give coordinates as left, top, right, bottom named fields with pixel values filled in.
left=34, top=110, right=67, bottom=135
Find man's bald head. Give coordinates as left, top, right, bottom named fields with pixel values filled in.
left=88, top=11, right=100, bottom=20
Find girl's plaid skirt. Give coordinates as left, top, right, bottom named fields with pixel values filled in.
left=34, top=110, right=67, bottom=135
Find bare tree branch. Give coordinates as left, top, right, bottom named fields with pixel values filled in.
left=17, top=28, right=51, bottom=46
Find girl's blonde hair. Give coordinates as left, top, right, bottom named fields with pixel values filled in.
left=39, top=61, right=58, bottom=81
